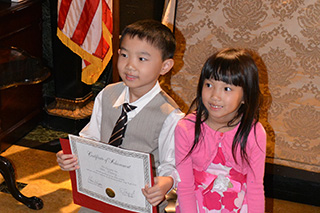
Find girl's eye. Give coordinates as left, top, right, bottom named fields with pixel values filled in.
left=205, top=83, right=212, bottom=88
left=225, top=87, right=232, bottom=91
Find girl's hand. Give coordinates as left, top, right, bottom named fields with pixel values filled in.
left=56, top=150, right=79, bottom=171
left=141, top=176, right=173, bottom=206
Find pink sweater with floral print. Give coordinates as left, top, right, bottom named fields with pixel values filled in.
left=175, top=113, right=266, bottom=213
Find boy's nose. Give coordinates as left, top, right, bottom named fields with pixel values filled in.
left=125, top=61, right=136, bottom=71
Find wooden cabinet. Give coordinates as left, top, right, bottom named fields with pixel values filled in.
left=0, top=0, right=42, bottom=57
left=0, top=0, right=45, bottom=152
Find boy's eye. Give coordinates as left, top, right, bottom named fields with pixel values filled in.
left=120, top=53, right=127, bottom=57
left=139, top=57, right=147, bottom=61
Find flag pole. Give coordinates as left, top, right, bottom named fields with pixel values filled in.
left=112, top=0, right=120, bottom=83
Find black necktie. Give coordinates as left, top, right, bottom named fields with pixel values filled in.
left=108, top=103, right=137, bottom=147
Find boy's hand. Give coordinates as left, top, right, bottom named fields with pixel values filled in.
left=56, top=150, right=79, bottom=171
left=141, top=176, right=173, bottom=206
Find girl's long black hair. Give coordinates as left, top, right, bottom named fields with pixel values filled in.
left=187, top=48, right=262, bottom=165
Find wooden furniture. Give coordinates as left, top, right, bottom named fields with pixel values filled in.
left=0, top=0, right=42, bottom=57
left=0, top=47, right=48, bottom=210
left=0, top=0, right=44, bottom=152
left=0, top=156, right=43, bottom=209
left=0, top=1, right=48, bottom=209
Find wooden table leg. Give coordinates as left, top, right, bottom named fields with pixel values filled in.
left=0, top=156, right=43, bottom=210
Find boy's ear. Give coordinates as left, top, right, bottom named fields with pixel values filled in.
left=160, top=58, right=174, bottom=75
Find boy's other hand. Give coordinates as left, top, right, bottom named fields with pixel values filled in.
left=141, top=176, right=173, bottom=206
left=56, top=150, right=79, bottom=171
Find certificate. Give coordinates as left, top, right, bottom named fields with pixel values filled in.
left=60, top=135, right=157, bottom=213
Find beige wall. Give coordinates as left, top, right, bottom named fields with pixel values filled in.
left=161, top=0, right=320, bottom=172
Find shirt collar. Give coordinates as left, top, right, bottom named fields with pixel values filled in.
left=113, top=81, right=161, bottom=109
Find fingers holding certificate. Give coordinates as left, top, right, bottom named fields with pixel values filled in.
left=60, top=135, right=157, bottom=213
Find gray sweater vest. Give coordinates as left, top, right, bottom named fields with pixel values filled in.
left=100, top=82, right=179, bottom=174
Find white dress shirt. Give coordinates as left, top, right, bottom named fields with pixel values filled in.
left=80, top=81, right=184, bottom=186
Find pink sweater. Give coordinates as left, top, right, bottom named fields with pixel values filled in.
left=175, top=113, right=266, bottom=213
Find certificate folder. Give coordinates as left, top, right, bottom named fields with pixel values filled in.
left=60, top=135, right=157, bottom=213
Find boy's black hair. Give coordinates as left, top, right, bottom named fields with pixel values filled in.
left=120, top=19, right=176, bottom=60
left=187, top=48, right=262, bottom=165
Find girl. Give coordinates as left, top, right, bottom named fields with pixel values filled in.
left=175, top=48, right=266, bottom=213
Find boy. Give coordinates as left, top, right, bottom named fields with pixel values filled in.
left=56, top=19, right=184, bottom=212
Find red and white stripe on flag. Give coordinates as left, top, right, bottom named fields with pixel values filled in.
left=57, top=0, right=113, bottom=85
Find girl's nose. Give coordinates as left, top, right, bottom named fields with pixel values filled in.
left=211, top=89, right=221, bottom=101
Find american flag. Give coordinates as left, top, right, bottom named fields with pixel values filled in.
left=57, top=0, right=113, bottom=85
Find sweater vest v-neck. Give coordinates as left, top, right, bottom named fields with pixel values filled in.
left=100, top=82, right=178, bottom=173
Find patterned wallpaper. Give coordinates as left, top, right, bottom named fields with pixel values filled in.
left=160, top=0, right=320, bottom=172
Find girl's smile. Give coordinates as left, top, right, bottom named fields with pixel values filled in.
left=202, top=79, right=244, bottom=129
left=209, top=103, right=223, bottom=109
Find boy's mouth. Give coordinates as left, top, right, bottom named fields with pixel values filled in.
left=125, top=74, right=137, bottom=81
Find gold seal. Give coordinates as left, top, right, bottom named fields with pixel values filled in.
left=106, top=188, right=115, bottom=198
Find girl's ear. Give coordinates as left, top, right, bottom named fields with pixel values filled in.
left=160, top=58, right=174, bottom=75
